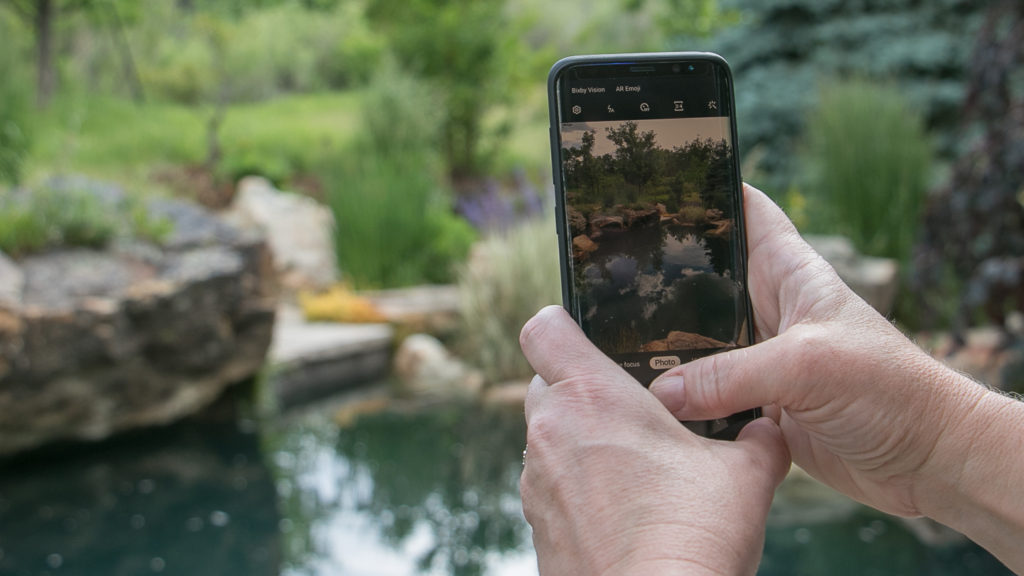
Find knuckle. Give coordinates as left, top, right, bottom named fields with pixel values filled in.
left=690, top=351, right=733, bottom=411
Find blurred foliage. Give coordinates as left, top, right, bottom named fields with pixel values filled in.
left=913, top=1, right=1024, bottom=338
left=624, top=0, right=739, bottom=39
left=800, top=79, right=932, bottom=264
left=0, top=186, right=172, bottom=257
left=455, top=218, right=561, bottom=383
left=325, top=66, right=476, bottom=288
left=0, top=10, right=32, bottom=185
left=697, top=0, right=986, bottom=195
left=364, top=0, right=527, bottom=178
left=130, top=2, right=384, bottom=104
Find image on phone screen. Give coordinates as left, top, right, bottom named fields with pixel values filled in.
left=550, top=55, right=758, bottom=438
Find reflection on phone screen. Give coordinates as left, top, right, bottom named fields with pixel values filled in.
left=560, top=109, right=748, bottom=385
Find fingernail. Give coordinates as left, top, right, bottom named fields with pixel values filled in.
left=649, top=374, right=686, bottom=412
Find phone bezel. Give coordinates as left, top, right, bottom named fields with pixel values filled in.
left=547, top=52, right=759, bottom=438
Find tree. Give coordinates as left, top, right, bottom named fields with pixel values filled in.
left=605, top=121, right=658, bottom=202
left=6, top=0, right=147, bottom=107
left=365, top=0, right=526, bottom=180
left=6, top=0, right=57, bottom=107
left=563, top=129, right=606, bottom=204
left=913, top=1, right=1024, bottom=340
left=697, top=0, right=987, bottom=192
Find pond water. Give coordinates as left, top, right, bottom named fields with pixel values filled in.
left=577, top=222, right=744, bottom=355
left=0, top=385, right=1011, bottom=576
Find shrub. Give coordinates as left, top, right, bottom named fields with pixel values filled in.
left=324, top=67, right=475, bottom=288
left=455, top=218, right=561, bottom=384
left=326, top=153, right=475, bottom=288
left=0, top=187, right=172, bottom=257
left=800, top=79, right=932, bottom=263
left=676, top=205, right=708, bottom=226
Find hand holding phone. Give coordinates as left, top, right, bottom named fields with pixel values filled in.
left=547, top=52, right=758, bottom=438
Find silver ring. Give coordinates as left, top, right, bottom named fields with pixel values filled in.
left=522, top=444, right=528, bottom=467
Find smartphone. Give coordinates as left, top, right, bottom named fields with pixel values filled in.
left=547, top=52, right=759, bottom=439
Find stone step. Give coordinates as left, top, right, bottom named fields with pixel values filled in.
left=268, top=304, right=394, bottom=407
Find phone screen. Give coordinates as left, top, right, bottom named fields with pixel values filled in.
left=550, top=55, right=757, bottom=438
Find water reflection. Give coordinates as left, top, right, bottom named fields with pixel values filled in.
left=0, top=389, right=1013, bottom=576
left=762, top=506, right=1010, bottom=576
left=266, top=403, right=533, bottom=576
left=0, top=395, right=281, bottom=576
left=578, top=223, right=742, bottom=353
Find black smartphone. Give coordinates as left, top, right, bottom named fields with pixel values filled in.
left=547, top=52, right=759, bottom=439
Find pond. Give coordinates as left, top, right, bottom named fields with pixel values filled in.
left=0, top=384, right=1011, bottom=576
left=577, top=222, right=745, bottom=356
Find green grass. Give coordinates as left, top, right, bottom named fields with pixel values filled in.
left=24, top=91, right=364, bottom=191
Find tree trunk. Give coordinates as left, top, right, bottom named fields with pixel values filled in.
left=35, top=0, right=56, bottom=108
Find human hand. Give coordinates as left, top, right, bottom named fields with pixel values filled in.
left=649, top=184, right=989, bottom=518
left=519, top=305, right=790, bottom=576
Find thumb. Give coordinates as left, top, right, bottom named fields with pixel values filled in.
left=734, top=417, right=791, bottom=487
left=649, top=326, right=819, bottom=420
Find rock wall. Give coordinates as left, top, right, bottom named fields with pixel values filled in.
left=0, top=187, right=277, bottom=457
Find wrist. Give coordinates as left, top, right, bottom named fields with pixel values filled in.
left=592, top=523, right=761, bottom=576
left=914, top=380, right=1024, bottom=571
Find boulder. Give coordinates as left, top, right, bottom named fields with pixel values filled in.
left=225, top=176, right=339, bottom=293
left=393, top=333, right=484, bottom=400
left=805, top=235, right=899, bottom=316
left=566, top=207, right=588, bottom=237
left=572, top=234, right=599, bottom=259
left=589, top=214, right=625, bottom=233
left=705, top=218, right=733, bottom=238
left=623, top=207, right=659, bottom=228
left=642, top=331, right=727, bottom=352
left=0, top=187, right=277, bottom=457
left=0, top=251, right=22, bottom=311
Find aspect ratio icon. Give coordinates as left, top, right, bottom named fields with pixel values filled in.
left=571, top=105, right=582, bottom=115
left=639, top=102, right=650, bottom=112
left=674, top=100, right=684, bottom=112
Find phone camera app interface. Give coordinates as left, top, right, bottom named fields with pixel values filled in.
left=558, top=61, right=749, bottom=385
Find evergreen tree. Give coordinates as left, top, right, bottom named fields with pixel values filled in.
left=682, top=0, right=987, bottom=191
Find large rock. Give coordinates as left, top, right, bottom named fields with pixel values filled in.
left=567, top=206, right=588, bottom=237
left=642, top=331, right=728, bottom=352
left=0, top=187, right=277, bottom=457
left=226, top=176, right=339, bottom=293
left=805, top=235, right=899, bottom=316
left=393, top=334, right=483, bottom=400
left=572, top=234, right=599, bottom=259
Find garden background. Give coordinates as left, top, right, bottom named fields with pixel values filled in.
left=0, top=0, right=1022, bottom=575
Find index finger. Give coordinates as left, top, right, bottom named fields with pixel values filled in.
left=519, top=305, right=624, bottom=386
